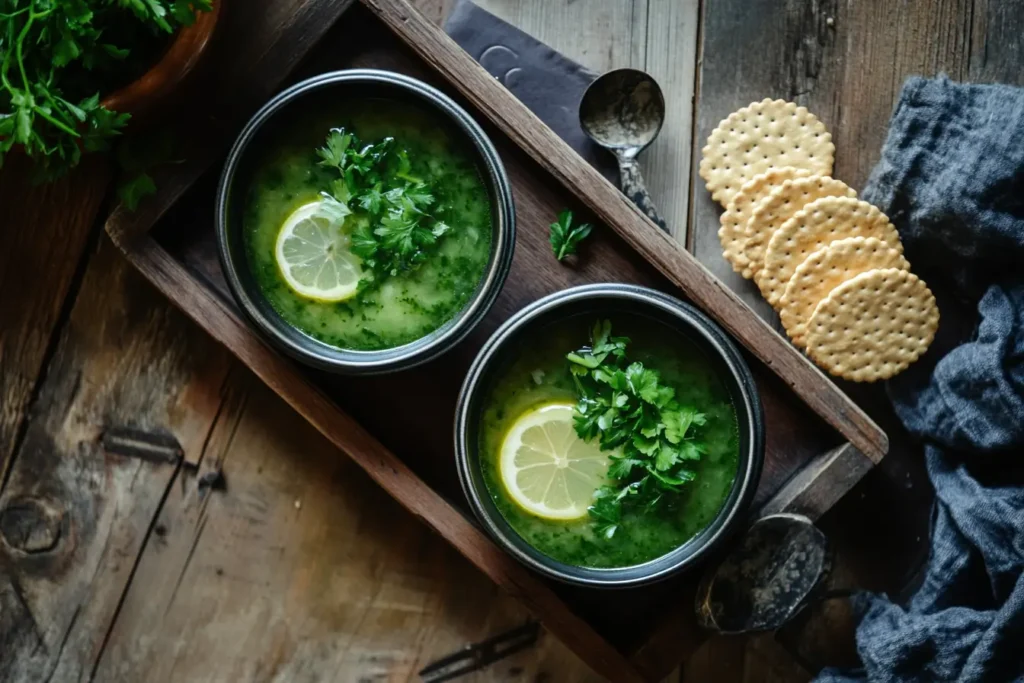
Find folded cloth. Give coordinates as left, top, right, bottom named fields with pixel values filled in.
left=444, top=0, right=617, bottom=183
left=817, top=76, right=1024, bottom=683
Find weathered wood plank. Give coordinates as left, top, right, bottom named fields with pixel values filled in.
left=690, top=0, right=981, bottom=325
left=640, top=0, right=699, bottom=244
left=969, top=0, right=1024, bottom=85
left=0, top=155, right=112, bottom=485
left=0, top=238, right=232, bottom=682
left=473, top=0, right=698, bottom=242
left=690, top=0, right=842, bottom=322
left=92, top=372, right=603, bottom=682
left=758, top=444, right=873, bottom=519
left=475, top=0, right=644, bottom=68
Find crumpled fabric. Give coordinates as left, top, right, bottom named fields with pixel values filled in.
left=817, top=76, right=1024, bottom=683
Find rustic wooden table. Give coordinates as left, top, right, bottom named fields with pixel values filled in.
left=1, top=1, right=1019, bottom=681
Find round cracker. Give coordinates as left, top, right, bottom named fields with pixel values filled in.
left=779, top=237, right=909, bottom=348
left=804, top=268, right=938, bottom=382
left=759, top=197, right=902, bottom=306
left=719, top=167, right=811, bottom=277
left=699, top=99, right=835, bottom=207
left=744, top=175, right=856, bottom=280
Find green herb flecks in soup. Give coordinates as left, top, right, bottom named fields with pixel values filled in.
left=479, top=314, right=739, bottom=568
left=243, top=98, right=493, bottom=351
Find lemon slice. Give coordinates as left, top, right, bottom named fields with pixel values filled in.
left=274, top=201, right=363, bottom=302
left=499, top=402, right=610, bottom=521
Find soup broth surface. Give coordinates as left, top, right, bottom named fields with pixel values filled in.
left=243, top=97, right=493, bottom=350
left=478, top=313, right=741, bottom=568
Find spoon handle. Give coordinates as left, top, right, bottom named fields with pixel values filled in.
left=617, top=158, right=667, bottom=232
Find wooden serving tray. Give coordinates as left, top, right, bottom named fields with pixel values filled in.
left=106, top=0, right=888, bottom=679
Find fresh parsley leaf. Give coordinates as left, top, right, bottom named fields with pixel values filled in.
left=607, top=456, right=643, bottom=480
left=315, top=192, right=352, bottom=224
left=0, top=0, right=211, bottom=180
left=312, top=128, right=456, bottom=289
left=317, top=129, right=352, bottom=169
left=549, top=209, right=593, bottom=261
left=117, top=172, right=156, bottom=210
left=406, top=187, right=434, bottom=208
left=654, top=443, right=680, bottom=471
left=358, top=184, right=383, bottom=213
left=567, top=320, right=710, bottom=539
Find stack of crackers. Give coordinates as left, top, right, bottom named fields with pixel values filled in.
left=699, top=99, right=939, bottom=382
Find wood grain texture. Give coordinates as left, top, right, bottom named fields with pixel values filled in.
left=758, top=444, right=874, bottom=519
left=689, top=0, right=995, bottom=325
left=460, top=0, right=700, bottom=245
left=92, top=372, right=605, bottom=682
left=364, top=0, right=887, bottom=463
left=0, top=238, right=233, bottom=682
left=0, top=155, right=112, bottom=486
left=641, top=0, right=700, bottom=242
left=105, top=228, right=646, bottom=682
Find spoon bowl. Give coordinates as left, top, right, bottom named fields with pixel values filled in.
left=580, top=68, right=665, bottom=152
left=580, top=68, right=667, bottom=230
left=695, top=513, right=832, bottom=633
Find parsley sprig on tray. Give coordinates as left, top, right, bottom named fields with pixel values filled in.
left=549, top=209, right=592, bottom=261
left=315, top=128, right=451, bottom=285
left=567, top=320, right=707, bottom=538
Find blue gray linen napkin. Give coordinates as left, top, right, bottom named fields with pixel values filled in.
left=444, top=0, right=617, bottom=183
left=817, top=76, right=1024, bottom=683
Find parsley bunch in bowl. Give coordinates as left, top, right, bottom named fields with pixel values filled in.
left=0, top=0, right=212, bottom=180
left=315, top=127, right=452, bottom=287
left=567, top=320, right=708, bottom=539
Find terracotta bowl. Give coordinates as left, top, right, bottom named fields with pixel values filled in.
left=101, top=1, right=222, bottom=118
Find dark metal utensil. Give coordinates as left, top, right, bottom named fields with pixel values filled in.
left=418, top=621, right=540, bottom=682
left=580, top=68, right=667, bottom=231
left=695, top=513, right=833, bottom=634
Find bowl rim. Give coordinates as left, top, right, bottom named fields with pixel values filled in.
left=215, top=69, right=515, bottom=375
left=454, top=283, right=765, bottom=588
left=101, top=1, right=222, bottom=117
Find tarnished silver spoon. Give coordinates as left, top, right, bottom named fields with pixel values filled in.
left=580, top=68, right=667, bottom=231
left=695, top=514, right=834, bottom=634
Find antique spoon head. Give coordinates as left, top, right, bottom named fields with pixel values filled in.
left=695, top=513, right=832, bottom=634
left=579, top=68, right=665, bottom=156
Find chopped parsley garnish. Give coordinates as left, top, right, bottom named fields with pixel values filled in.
left=549, top=209, right=593, bottom=261
left=315, top=128, right=451, bottom=286
left=567, top=320, right=707, bottom=539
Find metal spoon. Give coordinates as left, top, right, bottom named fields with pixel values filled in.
left=695, top=514, right=833, bottom=634
left=579, top=68, right=667, bottom=231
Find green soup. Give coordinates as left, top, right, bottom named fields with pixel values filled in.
left=478, top=313, right=740, bottom=568
left=243, top=98, right=493, bottom=350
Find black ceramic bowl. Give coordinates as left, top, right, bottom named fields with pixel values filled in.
left=455, top=284, right=765, bottom=587
left=216, top=70, right=515, bottom=374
